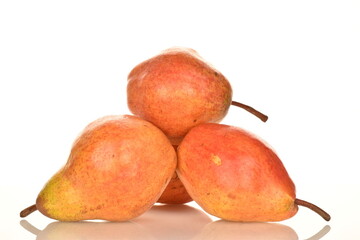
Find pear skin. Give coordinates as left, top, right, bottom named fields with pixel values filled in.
left=177, top=123, right=330, bottom=222
left=127, top=47, right=267, bottom=144
left=157, top=171, right=192, bottom=204
left=157, top=145, right=192, bottom=204
left=21, top=115, right=177, bottom=221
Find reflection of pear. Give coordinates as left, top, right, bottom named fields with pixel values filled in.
left=134, top=204, right=212, bottom=240
left=20, top=220, right=154, bottom=240
left=194, top=220, right=298, bottom=240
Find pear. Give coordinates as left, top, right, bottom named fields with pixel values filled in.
left=20, top=115, right=176, bottom=221
left=127, top=47, right=268, bottom=145
left=157, top=171, right=192, bottom=204
left=157, top=145, right=192, bottom=204
left=177, top=123, right=330, bottom=222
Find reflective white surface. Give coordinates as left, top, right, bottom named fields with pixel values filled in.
left=12, top=202, right=333, bottom=240
left=1, top=183, right=359, bottom=239
left=19, top=219, right=330, bottom=240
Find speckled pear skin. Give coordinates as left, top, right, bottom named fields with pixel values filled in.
left=177, top=123, right=298, bottom=222
left=36, top=115, right=177, bottom=221
left=157, top=145, right=192, bottom=204
left=127, top=47, right=232, bottom=145
left=157, top=171, right=193, bottom=204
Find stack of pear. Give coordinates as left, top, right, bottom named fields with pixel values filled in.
left=20, top=47, right=330, bottom=223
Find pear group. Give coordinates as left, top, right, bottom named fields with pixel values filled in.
left=20, top=47, right=330, bottom=223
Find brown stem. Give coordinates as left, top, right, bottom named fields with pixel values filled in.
left=20, top=204, right=37, bottom=218
left=295, top=198, right=331, bottom=221
left=231, top=101, right=268, bottom=122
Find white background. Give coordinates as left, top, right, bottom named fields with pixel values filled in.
left=1, top=0, right=359, bottom=239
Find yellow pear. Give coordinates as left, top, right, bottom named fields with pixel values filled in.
left=20, top=115, right=176, bottom=221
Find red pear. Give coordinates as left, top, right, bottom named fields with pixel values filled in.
left=127, top=47, right=267, bottom=145
left=177, top=123, right=330, bottom=222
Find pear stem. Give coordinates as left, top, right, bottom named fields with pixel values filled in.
left=20, top=204, right=37, bottom=218
left=295, top=198, right=331, bottom=221
left=231, top=101, right=268, bottom=122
